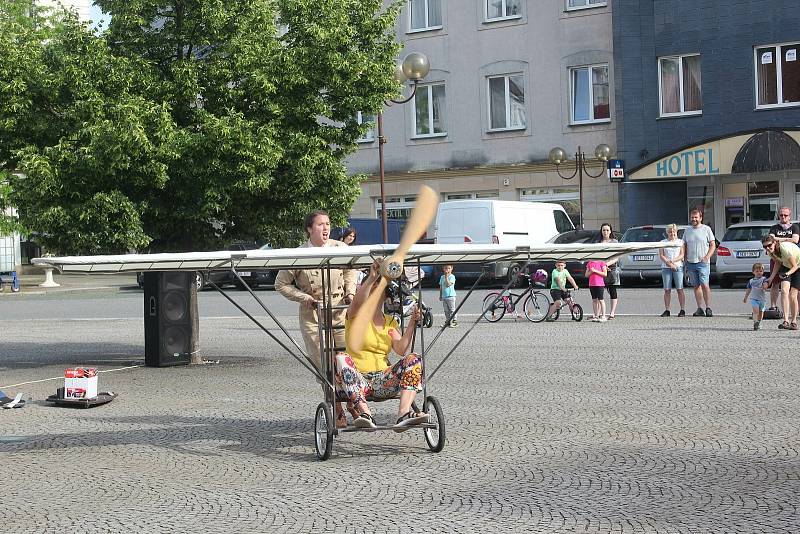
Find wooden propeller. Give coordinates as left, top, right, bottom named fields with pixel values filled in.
left=347, top=185, right=438, bottom=352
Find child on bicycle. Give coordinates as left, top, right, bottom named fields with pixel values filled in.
left=546, top=260, right=579, bottom=321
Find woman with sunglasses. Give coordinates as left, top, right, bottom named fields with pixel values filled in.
left=761, top=234, right=800, bottom=330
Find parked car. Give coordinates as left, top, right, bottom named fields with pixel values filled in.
left=434, top=199, right=574, bottom=286
left=137, top=241, right=276, bottom=290
left=715, top=221, right=796, bottom=288
left=618, top=225, right=689, bottom=283
left=532, top=229, right=622, bottom=282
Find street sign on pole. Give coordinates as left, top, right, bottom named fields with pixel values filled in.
left=607, top=159, right=625, bottom=182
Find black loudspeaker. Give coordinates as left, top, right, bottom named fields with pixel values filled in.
left=143, top=272, right=199, bottom=367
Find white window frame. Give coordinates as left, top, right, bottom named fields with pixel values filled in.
left=485, top=0, right=522, bottom=22
left=355, top=112, right=375, bottom=143
left=412, top=83, right=447, bottom=139
left=443, top=190, right=499, bottom=201
left=754, top=41, right=800, bottom=110
left=408, top=0, right=443, bottom=33
left=565, top=0, right=606, bottom=11
left=487, top=74, right=526, bottom=132
left=376, top=195, right=418, bottom=219
left=569, top=64, right=610, bottom=125
left=658, top=54, right=702, bottom=118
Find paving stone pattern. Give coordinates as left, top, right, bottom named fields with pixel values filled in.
left=1, top=314, right=799, bottom=533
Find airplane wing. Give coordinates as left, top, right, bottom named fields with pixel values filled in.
left=33, top=242, right=670, bottom=274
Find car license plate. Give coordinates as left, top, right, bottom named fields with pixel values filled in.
left=632, top=255, right=654, bottom=262
left=735, top=251, right=760, bottom=258
left=236, top=271, right=251, bottom=277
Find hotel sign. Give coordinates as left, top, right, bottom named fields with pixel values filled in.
left=655, top=147, right=720, bottom=177
left=628, top=133, right=788, bottom=181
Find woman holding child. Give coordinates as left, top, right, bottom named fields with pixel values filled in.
left=761, top=234, right=800, bottom=330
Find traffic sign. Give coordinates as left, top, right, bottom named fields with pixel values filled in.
left=607, top=159, right=625, bottom=182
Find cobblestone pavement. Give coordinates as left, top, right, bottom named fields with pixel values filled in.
left=1, top=309, right=799, bottom=533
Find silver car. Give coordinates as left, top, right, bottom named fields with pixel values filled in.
left=618, top=225, right=688, bottom=283
left=715, top=221, right=797, bottom=288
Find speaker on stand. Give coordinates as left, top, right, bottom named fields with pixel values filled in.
left=143, top=271, right=199, bottom=367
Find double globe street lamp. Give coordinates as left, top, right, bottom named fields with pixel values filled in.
left=548, top=143, right=614, bottom=229
left=377, top=52, right=430, bottom=243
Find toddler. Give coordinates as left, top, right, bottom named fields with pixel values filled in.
left=743, top=263, right=768, bottom=330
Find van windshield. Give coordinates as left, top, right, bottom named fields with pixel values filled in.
left=721, top=226, right=771, bottom=242
left=621, top=228, right=685, bottom=242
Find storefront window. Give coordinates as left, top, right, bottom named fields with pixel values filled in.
left=748, top=181, right=779, bottom=221
left=687, top=185, right=715, bottom=230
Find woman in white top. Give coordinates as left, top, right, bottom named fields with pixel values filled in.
left=658, top=223, right=686, bottom=317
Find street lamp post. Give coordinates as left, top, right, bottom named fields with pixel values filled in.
left=377, top=52, right=430, bottom=243
left=548, top=144, right=613, bottom=229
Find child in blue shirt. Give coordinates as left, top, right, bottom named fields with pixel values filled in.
left=439, top=264, right=457, bottom=327
left=743, top=263, right=768, bottom=330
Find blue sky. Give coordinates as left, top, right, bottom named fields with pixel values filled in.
left=89, top=3, right=109, bottom=30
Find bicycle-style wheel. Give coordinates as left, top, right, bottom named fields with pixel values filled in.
left=523, top=291, right=550, bottom=323
left=482, top=292, right=506, bottom=322
left=570, top=303, right=583, bottom=322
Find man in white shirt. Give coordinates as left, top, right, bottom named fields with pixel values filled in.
left=683, top=209, right=716, bottom=317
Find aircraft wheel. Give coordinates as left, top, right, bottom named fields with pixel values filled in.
left=314, top=402, right=333, bottom=461
left=423, top=396, right=445, bottom=453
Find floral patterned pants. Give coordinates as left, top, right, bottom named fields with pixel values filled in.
left=334, top=353, right=423, bottom=407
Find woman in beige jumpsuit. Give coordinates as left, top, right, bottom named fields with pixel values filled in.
left=275, top=210, right=357, bottom=426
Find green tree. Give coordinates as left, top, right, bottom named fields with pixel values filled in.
left=0, top=0, right=400, bottom=254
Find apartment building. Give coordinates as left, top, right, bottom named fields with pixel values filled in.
left=345, top=0, right=619, bottom=231
left=613, top=0, right=800, bottom=233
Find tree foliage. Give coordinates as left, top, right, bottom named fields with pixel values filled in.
left=0, top=0, right=401, bottom=253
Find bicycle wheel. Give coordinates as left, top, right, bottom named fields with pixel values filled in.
left=570, top=303, right=583, bottom=322
left=523, top=291, right=550, bottom=323
left=482, top=292, right=506, bottom=322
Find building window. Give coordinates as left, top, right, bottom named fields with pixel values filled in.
left=413, top=84, right=447, bottom=137
left=486, top=0, right=521, bottom=21
left=570, top=64, right=610, bottom=124
left=520, top=187, right=580, bottom=227
left=748, top=181, right=780, bottom=221
left=409, top=0, right=442, bottom=32
left=566, top=0, right=606, bottom=10
left=755, top=43, right=800, bottom=108
left=443, top=190, right=499, bottom=201
left=355, top=112, right=375, bottom=143
left=488, top=74, right=526, bottom=131
left=687, top=185, right=715, bottom=231
left=376, top=195, right=418, bottom=219
left=659, top=54, right=702, bottom=116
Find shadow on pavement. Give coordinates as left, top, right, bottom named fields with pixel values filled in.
left=0, top=341, right=143, bottom=370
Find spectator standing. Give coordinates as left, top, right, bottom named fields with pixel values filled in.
left=341, top=227, right=367, bottom=284
left=762, top=235, right=800, bottom=330
left=658, top=223, right=686, bottom=317
left=767, top=208, right=799, bottom=313
left=683, top=209, right=716, bottom=317
left=743, top=263, right=768, bottom=330
left=599, top=223, right=621, bottom=319
left=586, top=260, right=608, bottom=322
left=439, top=264, right=458, bottom=327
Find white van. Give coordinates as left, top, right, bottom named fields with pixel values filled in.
left=434, top=200, right=574, bottom=284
